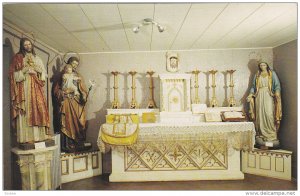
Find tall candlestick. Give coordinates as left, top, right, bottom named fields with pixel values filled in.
left=129, top=71, right=138, bottom=109
left=209, top=70, right=218, bottom=107
left=146, top=71, right=157, bottom=108
left=192, top=69, right=201, bottom=104
left=111, top=71, right=120, bottom=109
left=227, top=70, right=236, bottom=107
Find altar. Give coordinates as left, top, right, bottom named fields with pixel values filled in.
left=98, top=121, right=255, bottom=182
left=97, top=73, right=255, bottom=182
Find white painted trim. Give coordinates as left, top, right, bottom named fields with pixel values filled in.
left=76, top=46, right=274, bottom=55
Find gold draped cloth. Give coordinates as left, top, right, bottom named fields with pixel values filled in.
left=99, top=114, right=139, bottom=149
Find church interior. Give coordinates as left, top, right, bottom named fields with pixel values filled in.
left=2, top=2, right=298, bottom=192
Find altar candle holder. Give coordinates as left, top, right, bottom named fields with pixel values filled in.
left=227, top=70, right=236, bottom=107
left=111, top=71, right=120, bottom=109
left=209, top=70, right=218, bottom=107
left=192, top=69, right=201, bottom=104
left=129, top=71, right=138, bottom=109
left=146, top=71, right=157, bottom=108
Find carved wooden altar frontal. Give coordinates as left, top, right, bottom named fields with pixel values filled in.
left=124, top=139, right=228, bottom=171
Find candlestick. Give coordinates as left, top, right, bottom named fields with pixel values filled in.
left=129, top=71, right=138, bottom=109
left=209, top=70, right=218, bottom=107
left=111, top=71, right=120, bottom=109
left=227, top=70, right=236, bottom=107
left=146, top=71, right=157, bottom=108
left=192, top=69, right=201, bottom=104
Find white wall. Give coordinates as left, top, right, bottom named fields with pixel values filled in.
left=75, top=49, right=273, bottom=147
left=3, top=21, right=274, bottom=151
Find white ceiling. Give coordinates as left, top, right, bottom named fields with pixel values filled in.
left=3, top=3, right=297, bottom=53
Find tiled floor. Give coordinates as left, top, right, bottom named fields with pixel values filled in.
left=61, top=174, right=297, bottom=190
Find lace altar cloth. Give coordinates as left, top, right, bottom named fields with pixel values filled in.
left=98, top=122, right=255, bottom=152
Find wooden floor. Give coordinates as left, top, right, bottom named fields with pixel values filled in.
left=61, top=174, right=297, bottom=190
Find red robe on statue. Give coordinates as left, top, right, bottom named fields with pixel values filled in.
left=9, top=53, right=50, bottom=132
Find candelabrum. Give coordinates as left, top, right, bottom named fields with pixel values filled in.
left=111, top=71, right=120, bottom=109
left=209, top=70, right=218, bottom=107
left=129, top=71, right=138, bottom=109
left=146, top=71, right=157, bottom=108
left=192, top=69, right=201, bottom=104
left=227, top=70, right=236, bottom=107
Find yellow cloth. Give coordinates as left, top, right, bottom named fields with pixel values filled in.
left=101, top=127, right=138, bottom=146
left=106, top=114, right=139, bottom=124
left=130, top=115, right=139, bottom=124
left=142, top=112, right=156, bottom=123
left=106, top=114, right=115, bottom=124
left=102, top=114, right=139, bottom=146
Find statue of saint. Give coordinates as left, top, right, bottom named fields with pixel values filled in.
left=9, top=38, right=52, bottom=143
left=54, top=57, right=91, bottom=152
left=247, top=62, right=282, bottom=148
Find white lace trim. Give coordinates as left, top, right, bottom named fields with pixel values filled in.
left=98, top=122, right=255, bottom=152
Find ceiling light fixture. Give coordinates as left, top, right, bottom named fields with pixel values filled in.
left=133, top=18, right=165, bottom=33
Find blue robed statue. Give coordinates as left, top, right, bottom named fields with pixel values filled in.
left=247, top=62, right=282, bottom=149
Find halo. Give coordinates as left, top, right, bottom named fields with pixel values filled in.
left=13, top=31, right=36, bottom=49
left=248, top=51, right=262, bottom=61
left=63, top=51, right=80, bottom=64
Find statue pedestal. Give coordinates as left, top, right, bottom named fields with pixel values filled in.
left=61, top=150, right=102, bottom=183
left=12, top=146, right=58, bottom=190
left=242, top=148, right=292, bottom=180
left=17, top=139, right=55, bottom=150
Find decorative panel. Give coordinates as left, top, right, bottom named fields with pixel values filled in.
left=125, top=139, right=228, bottom=171
left=259, top=155, right=271, bottom=170
left=247, top=153, right=256, bottom=168
left=61, top=150, right=101, bottom=183
left=92, top=154, right=99, bottom=169
left=275, top=157, right=284, bottom=172
left=242, top=149, right=292, bottom=180
left=61, top=160, right=69, bottom=175
left=73, top=156, right=88, bottom=173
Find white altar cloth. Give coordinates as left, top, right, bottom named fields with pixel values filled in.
left=98, top=122, right=255, bottom=152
